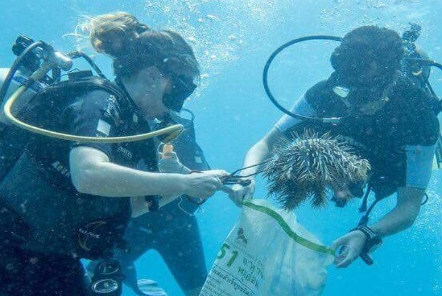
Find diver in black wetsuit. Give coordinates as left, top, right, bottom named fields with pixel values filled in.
left=82, top=12, right=216, bottom=296
left=0, top=12, right=227, bottom=295
left=119, top=112, right=211, bottom=296
left=230, top=26, right=439, bottom=267
left=87, top=111, right=211, bottom=296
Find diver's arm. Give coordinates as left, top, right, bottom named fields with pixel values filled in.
left=70, top=146, right=225, bottom=198
left=333, top=142, right=435, bottom=268
left=370, top=187, right=423, bottom=236
left=333, top=187, right=424, bottom=268
left=229, top=94, right=315, bottom=205
left=228, top=127, right=284, bottom=205
left=131, top=149, right=214, bottom=216
left=239, top=94, right=314, bottom=179
left=240, top=127, right=284, bottom=178
left=371, top=142, right=436, bottom=236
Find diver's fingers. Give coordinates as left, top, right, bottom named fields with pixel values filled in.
left=335, top=250, right=358, bottom=268
left=332, top=242, right=358, bottom=268
left=331, top=237, right=346, bottom=251
left=198, top=186, right=218, bottom=199
left=158, top=151, right=178, bottom=159
left=228, top=194, right=242, bottom=207
left=334, top=189, right=352, bottom=199
left=334, top=254, right=346, bottom=266
left=332, top=237, right=350, bottom=267
left=184, top=172, right=224, bottom=198
left=206, top=169, right=230, bottom=178
left=332, top=240, right=346, bottom=265
left=228, top=184, right=246, bottom=207
left=244, top=180, right=255, bottom=200
left=335, top=257, right=352, bottom=268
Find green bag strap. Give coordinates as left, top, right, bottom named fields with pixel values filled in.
left=242, top=201, right=335, bottom=256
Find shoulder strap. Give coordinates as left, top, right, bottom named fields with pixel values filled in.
left=34, top=75, right=133, bottom=119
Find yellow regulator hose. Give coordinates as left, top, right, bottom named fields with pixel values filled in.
left=3, top=61, right=183, bottom=143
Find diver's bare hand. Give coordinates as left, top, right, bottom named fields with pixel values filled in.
left=332, top=230, right=366, bottom=268
left=229, top=179, right=255, bottom=207
left=333, top=183, right=354, bottom=199
left=182, top=170, right=228, bottom=199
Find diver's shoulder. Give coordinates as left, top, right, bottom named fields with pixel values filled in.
left=305, top=80, right=330, bottom=97
left=65, top=89, right=122, bottom=122
left=304, top=79, right=332, bottom=107
left=76, top=89, right=120, bottom=107
left=392, top=74, right=432, bottom=104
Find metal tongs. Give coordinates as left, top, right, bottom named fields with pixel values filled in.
left=221, top=159, right=272, bottom=187
left=222, top=175, right=252, bottom=187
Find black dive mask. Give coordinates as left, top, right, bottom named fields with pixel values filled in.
left=329, top=72, right=388, bottom=109
left=162, top=76, right=197, bottom=112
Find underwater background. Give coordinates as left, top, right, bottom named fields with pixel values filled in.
left=1, top=0, right=442, bottom=295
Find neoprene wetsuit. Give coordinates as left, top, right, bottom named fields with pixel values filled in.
left=0, top=88, right=157, bottom=295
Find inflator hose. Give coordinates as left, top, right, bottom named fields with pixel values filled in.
left=3, top=60, right=183, bottom=143
left=263, top=35, right=342, bottom=123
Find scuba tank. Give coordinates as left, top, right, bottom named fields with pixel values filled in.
left=0, top=36, right=50, bottom=182
left=0, top=68, right=46, bottom=125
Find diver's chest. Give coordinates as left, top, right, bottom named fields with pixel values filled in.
left=112, top=120, right=156, bottom=167
left=339, top=111, right=412, bottom=147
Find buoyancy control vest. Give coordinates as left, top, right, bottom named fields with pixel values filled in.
left=0, top=68, right=133, bottom=181
left=0, top=68, right=47, bottom=181
left=284, top=72, right=440, bottom=199
left=0, top=70, right=159, bottom=259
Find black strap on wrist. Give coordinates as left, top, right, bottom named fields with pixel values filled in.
left=350, top=225, right=382, bottom=266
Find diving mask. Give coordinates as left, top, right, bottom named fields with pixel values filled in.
left=330, top=72, right=391, bottom=110
left=162, top=76, right=197, bottom=112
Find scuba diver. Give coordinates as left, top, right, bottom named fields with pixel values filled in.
left=0, top=11, right=227, bottom=295
left=83, top=13, right=212, bottom=296
left=230, top=25, right=440, bottom=268
left=88, top=111, right=211, bottom=296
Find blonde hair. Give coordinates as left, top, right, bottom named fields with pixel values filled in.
left=84, top=12, right=199, bottom=80
left=87, top=11, right=149, bottom=57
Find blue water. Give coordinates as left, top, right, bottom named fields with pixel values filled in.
left=1, top=0, right=442, bottom=295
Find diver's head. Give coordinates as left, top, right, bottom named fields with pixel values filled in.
left=330, top=26, right=404, bottom=114
left=331, top=26, right=404, bottom=87
left=88, top=12, right=150, bottom=57
left=87, top=12, right=199, bottom=119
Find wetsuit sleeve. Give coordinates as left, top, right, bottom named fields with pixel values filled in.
left=405, top=144, right=436, bottom=189
left=274, top=94, right=317, bottom=133
left=66, top=90, right=120, bottom=158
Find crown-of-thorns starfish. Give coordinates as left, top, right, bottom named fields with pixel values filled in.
left=264, top=132, right=370, bottom=210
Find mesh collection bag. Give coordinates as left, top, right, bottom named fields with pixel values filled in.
left=200, top=199, right=334, bottom=296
